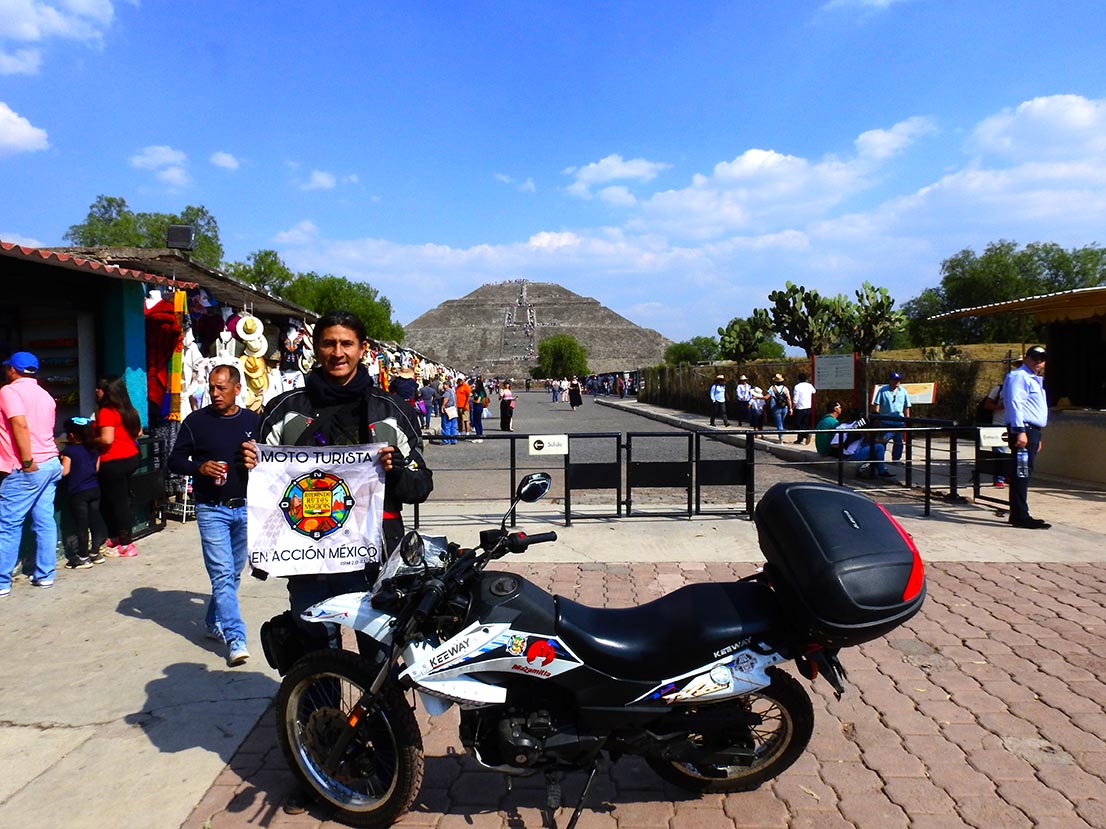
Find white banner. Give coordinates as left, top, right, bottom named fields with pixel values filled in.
left=247, top=443, right=386, bottom=578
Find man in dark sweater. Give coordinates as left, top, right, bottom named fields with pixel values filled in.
left=169, top=364, right=261, bottom=666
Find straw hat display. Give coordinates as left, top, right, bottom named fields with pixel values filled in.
left=234, top=313, right=265, bottom=342
left=243, top=334, right=269, bottom=357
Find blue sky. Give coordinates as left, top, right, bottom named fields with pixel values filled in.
left=3, top=0, right=1106, bottom=342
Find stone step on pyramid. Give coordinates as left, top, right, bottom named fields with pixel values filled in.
left=404, top=280, right=671, bottom=379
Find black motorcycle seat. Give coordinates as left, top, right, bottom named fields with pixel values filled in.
left=555, top=580, right=782, bottom=682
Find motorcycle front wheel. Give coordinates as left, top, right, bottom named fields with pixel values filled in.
left=647, top=667, right=814, bottom=793
left=276, top=649, right=424, bottom=827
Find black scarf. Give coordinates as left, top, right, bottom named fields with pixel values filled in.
left=304, top=365, right=373, bottom=445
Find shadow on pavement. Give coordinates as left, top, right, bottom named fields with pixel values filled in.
left=124, top=662, right=279, bottom=762
left=116, top=586, right=227, bottom=656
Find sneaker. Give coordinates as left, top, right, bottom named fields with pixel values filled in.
left=100, top=544, right=121, bottom=558
left=65, top=558, right=94, bottom=570
left=206, top=626, right=225, bottom=642
left=104, top=538, right=118, bottom=548
left=877, top=470, right=897, bottom=479
left=30, top=578, right=54, bottom=589
left=0, top=586, right=10, bottom=598
left=116, top=543, right=138, bottom=557
left=89, top=553, right=106, bottom=565
left=227, top=641, right=250, bottom=666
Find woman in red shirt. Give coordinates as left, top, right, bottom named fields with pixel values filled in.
left=94, top=376, right=142, bottom=557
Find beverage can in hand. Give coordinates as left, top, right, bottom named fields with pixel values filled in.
left=214, top=461, right=229, bottom=486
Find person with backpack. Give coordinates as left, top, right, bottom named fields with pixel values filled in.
left=767, top=373, right=793, bottom=443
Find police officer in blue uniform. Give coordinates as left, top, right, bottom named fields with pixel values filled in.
left=1001, top=345, right=1050, bottom=529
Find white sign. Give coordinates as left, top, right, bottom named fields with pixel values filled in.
left=529, top=434, right=569, bottom=456
left=247, top=443, right=386, bottom=578
left=813, top=353, right=856, bottom=389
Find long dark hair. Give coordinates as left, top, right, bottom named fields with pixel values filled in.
left=313, top=310, right=368, bottom=346
left=96, top=376, right=142, bottom=438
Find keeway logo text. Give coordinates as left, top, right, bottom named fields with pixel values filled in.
left=430, top=638, right=471, bottom=669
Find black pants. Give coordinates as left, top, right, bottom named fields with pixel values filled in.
left=99, top=454, right=140, bottom=544
left=710, top=401, right=728, bottom=425
left=69, top=486, right=108, bottom=559
left=1007, top=426, right=1042, bottom=522
left=793, top=408, right=812, bottom=440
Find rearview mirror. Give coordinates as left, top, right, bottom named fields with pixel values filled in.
left=515, top=472, right=552, bottom=503
left=399, top=530, right=426, bottom=567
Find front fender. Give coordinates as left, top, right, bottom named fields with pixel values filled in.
left=300, top=591, right=396, bottom=646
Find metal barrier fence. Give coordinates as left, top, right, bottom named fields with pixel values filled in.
left=411, top=422, right=997, bottom=528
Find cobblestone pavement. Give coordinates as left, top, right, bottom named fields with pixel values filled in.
left=184, top=559, right=1106, bottom=829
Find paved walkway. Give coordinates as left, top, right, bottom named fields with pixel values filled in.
left=2, top=397, right=1105, bottom=828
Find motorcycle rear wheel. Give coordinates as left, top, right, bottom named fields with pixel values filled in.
left=647, top=667, right=813, bottom=793
left=276, top=649, right=423, bottom=827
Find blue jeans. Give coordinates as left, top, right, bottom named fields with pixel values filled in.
left=770, top=405, right=787, bottom=435
left=194, top=503, right=248, bottom=645
left=850, top=443, right=888, bottom=475
left=472, top=404, right=484, bottom=436
left=441, top=415, right=457, bottom=444
left=881, top=418, right=906, bottom=461
left=0, top=458, right=62, bottom=589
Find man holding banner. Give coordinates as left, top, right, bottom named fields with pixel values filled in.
left=243, top=310, right=433, bottom=652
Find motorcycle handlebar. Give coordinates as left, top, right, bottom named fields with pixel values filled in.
left=506, top=531, right=558, bottom=553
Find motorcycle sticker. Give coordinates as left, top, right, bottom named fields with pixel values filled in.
left=506, top=635, right=526, bottom=656
left=525, top=638, right=557, bottom=666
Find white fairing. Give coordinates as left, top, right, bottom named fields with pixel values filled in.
left=299, top=591, right=396, bottom=646
left=630, top=647, right=787, bottom=705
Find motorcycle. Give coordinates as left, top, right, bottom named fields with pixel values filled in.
left=273, top=473, right=926, bottom=827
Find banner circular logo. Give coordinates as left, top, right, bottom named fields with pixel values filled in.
left=279, top=469, right=356, bottom=540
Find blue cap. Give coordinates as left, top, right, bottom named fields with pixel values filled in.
left=3, top=352, right=38, bottom=375
left=889, top=371, right=902, bottom=381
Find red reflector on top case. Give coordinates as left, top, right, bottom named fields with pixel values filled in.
left=875, top=502, right=925, bottom=602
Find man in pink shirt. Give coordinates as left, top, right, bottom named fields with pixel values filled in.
left=0, top=352, right=62, bottom=596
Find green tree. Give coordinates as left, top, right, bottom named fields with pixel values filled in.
left=717, top=311, right=774, bottom=362
left=282, top=273, right=405, bottom=342
left=902, top=240, right=1106, bottom=346
left=225, top=249, right=296, bottom=294
left=833, top=282, right=905, bottom=357
left=64, top=195, right=224, bottom=267
left=664, top=336, right=718, bottom=365
left=533, top=334, right=589, bottom=378
left=761, top=281, right=839, bottom=357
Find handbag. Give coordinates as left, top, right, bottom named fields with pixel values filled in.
left=444, top=405, right=458, bottom=420
left=414, top=399, right=427, bottom=414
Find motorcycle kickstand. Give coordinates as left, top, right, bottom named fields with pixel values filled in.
left=542, top=766, right=598, bottom=829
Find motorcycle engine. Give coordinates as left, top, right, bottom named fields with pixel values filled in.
left=462, top=709, right=561, bottom=770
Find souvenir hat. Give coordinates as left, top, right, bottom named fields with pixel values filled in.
left=243, top=334, right=269, bottom=357
left=242, top=354, right=267, bottom=378
left=739, top=375, right=748, bottom=381
left=3, top=351, right=39, bottom=375
left=234, top=313, right=265, bottom=342
left=752, top=386, right=763, bottom=396
left=772, top=373, right=784, bottom=382
left=716, top=374, right=725, bottom=381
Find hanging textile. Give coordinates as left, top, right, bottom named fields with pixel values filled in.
left=168, top=289, right=187, bottom=421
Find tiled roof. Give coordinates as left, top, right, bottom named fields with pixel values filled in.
left=0, top=240, right=199, bottom=288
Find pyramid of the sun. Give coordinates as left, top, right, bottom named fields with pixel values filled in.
left=404, top=280, right=670, bottom=378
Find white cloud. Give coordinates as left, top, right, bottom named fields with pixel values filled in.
left=599, top=185, right=636, bottom=207
left=344, top=173, right=359, bottom=184
left=130, top=144, right=186, bottom=170
left=302, top=169, right=337, bottom=191
left=819, top=0, right=906, bottom=13
left=970, top=94, right=1106, bottom=162
left=566, top=153, right=670, bottom=185
left=0, top=231, right=44, bottom=248
left=273, top=220, right=320, bottom=245
left=855, top=116, right=936, bottom=160
left=156, top=165, right=190, bottom=188
left=495, top=173, right=537, bottom=193
left=0, top=0, right=122, bottom=74
left=0, top=47, right=41, bottom=75
left=210, top=150, right=239, bottom=170
left=276, top=95, right=1106, bottom=342
left=0, top=101, right=48, bottom=157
